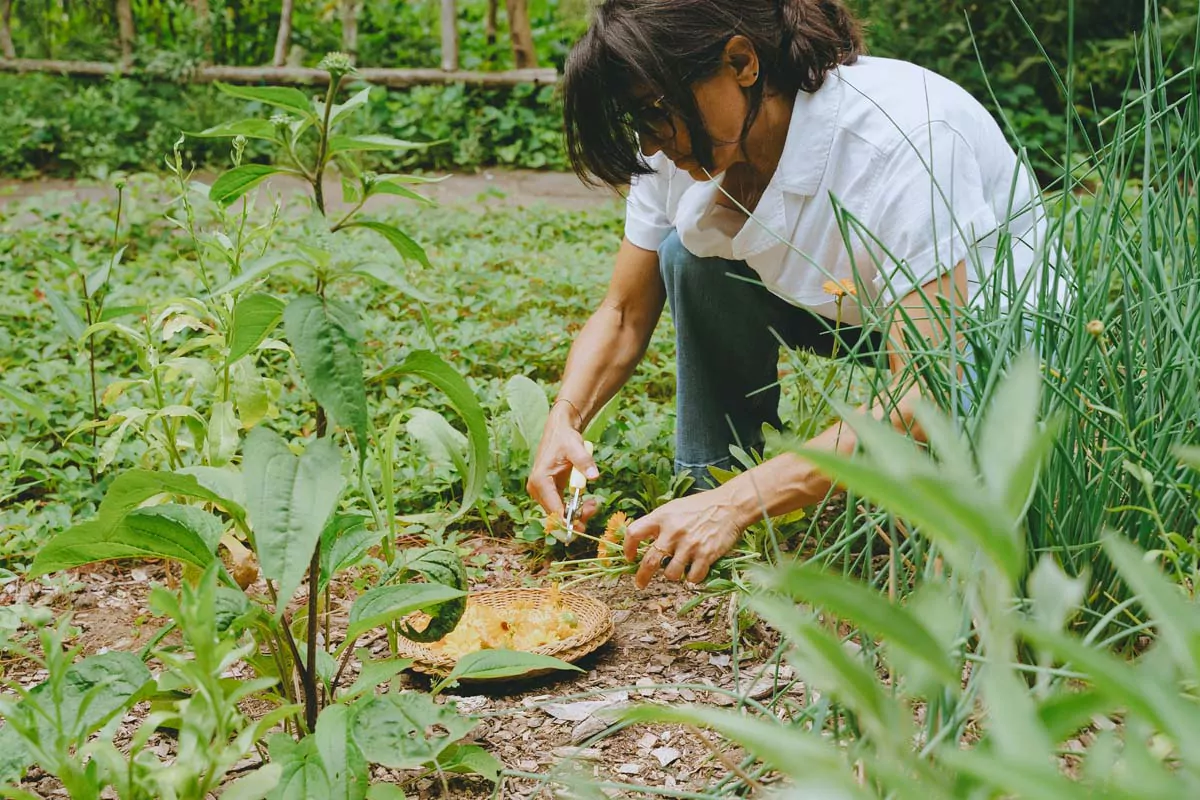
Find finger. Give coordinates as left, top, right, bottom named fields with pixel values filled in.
left=686, top=555, right=713, bottom=585
left=573, top=498, right=600, bottom=531
left=634, top=544, right=667, bottom=589
left=661, top=540, right=694, bottom=583
left=565, top=437, right=599, bottom=480
left=624, top=514, right=659, bottom=562
left=527, top=473, right=565, bottom=518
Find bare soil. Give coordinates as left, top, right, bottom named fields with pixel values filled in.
left=3, top=534, right=790, bottom=799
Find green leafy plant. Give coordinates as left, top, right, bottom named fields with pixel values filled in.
left=610, top=351, right=1200, bottom=797
left=20, top=54, right=501, bottom=785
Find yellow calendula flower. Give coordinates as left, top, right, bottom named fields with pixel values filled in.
left=598, top=511, right=630, bottom=558
left=823, top=279, right=857, bottom=298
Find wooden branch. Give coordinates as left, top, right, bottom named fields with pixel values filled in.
left=505, top=0, right=537, bottom=69
left=440, top=0, right=458, bottom=72
left=0, top=0, right=15, bottom=61
left=341, top=0, right=359, bottom=59
left=115, top=0, right=135, bottom=66
left=485, top=0, right=498, bottom=47
left=273, top=0, right=294, bottom=67
left=0, top=58, right=559, bottom=87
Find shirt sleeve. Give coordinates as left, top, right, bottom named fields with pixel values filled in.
left=866, top=121, right=998, bottom=301
left=623, top=152, right=676, bottom=252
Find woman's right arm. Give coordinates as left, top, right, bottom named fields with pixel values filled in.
left=526, top=237, right=666, bottom=523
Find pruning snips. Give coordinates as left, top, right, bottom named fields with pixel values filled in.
left=562, top=440, right=594, bottom=543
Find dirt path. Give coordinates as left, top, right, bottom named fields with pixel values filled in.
left=0, top=169, right=620, bottom=213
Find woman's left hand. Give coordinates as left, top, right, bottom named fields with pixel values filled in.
left=623, top=488, right=746, bottom=589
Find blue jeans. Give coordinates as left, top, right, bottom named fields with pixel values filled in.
left=657, top=231, right=884, bottom=488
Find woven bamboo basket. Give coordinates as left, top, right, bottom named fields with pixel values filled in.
left=395, top=587, right=613, bottom=681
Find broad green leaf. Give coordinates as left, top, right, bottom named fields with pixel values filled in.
left=750, top=594, right=898, bottom=746
left=320, top=513, right=376, bottom=591
left=619, top=704, right=852, bottom=787
left=29, top=651, right=153, bottom=743
left=283, top=295, right=370, bottom=453
left=437, top=744, right=501, bottom=783
left=1176, top=445, right=1200, bottom=471
left=583, top=393, right=619, bottom=442
left=1104, top=532, right=1200, bottom=677
left=30, top=504, right=223, bottom=575
left=351, top=262, right=435, bottom=304
left=375, top=351, right=488, bottom=520
left=99, top=303, right=145, bottom=322
left=342, top=582, right=466, bottom=647
left=210, top=165, right=283, bottom=207
left=796, top=444, right=1021, bottom=580
left=0, top=721, right=31, bottom=784
left=1037, top=690, right=1111, bottom=745
left=177, top=465, right=246, bottom=509
left=231, top=358, right=273, bottom=429
left=43, top=284, right=85, bottom=341
left=1019, top=623, right=1200, bottom=754
left=938, top=748, right=1094, bottom=800
left=366, top=181, right=434, bottom=206
left=978, top=351, right=1042, bottom=515
left=315, top=704, right=370, bottom=800
left=437, top=649, right=581, bottom=688
left=214, top=82, right=317, bottom=119
left=85, top=246, right=124, bottom=297
left=407, top=408, right=467, bottom=470
left=346, top=221, right=430, bottom=268
left=763, top=563, right=958, bottom=685
left=351, top=691, right=475, bottom=770
left=0, top=382, right=48, bottom=424
left=340, top=654, right=414, bottom=703
left=266, top=734, right=330, bottom=800
left=243, top=428, right=346, bottom=612
left=328, top=135, right=422, bottom=154
left=227, top=293, right=286, bottom=364
left=365, top=785, right=406, bottom=800
left=28, top=470, right=241, bottom=577
left=505, top=375, right=548, bottom=458
left=328, top=87, right=372, bottom=128
left=221, top=763, right=283, bottom=800
left=1028, top=555, right=1087, bottom=634
left=206, top=400, right=241, bottom=467
left=212, top=254, right=312, bottom=297
left=189, top=118, right=279, bottom=141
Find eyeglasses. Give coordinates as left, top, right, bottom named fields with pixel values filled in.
left=632, top=93, right=676, bottom=137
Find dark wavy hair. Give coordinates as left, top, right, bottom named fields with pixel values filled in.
left=562, top=0, right=863, bottom=187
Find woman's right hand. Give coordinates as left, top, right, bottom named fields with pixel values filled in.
left=526, top=402, right=600, bottom=536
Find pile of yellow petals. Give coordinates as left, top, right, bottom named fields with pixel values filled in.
left=425, top=584, right=580, bottom=659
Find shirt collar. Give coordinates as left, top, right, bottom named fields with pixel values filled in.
left=773, top=66, right=844, bottom=197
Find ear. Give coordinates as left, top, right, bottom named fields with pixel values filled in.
left=723, top=35, right=760, bottom=87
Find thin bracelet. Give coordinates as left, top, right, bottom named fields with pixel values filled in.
left=552, top=397, right=584, bottom=428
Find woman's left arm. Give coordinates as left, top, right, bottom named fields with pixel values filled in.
left=623, top=260, right=968, bottom=588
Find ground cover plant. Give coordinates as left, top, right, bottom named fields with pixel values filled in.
left=1, top=4, right=1199, bottom=799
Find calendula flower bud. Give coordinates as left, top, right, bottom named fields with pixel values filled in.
left=318, top=51, right=355, bottom=78
left=1086, top=319, right=1105, bottom=337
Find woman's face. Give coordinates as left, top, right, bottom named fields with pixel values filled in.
left=632, top=37, right=761, bottom=181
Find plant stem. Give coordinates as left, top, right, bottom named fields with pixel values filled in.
left=304, top=544, right=320, bottom=732
left=79, top=271, right=99, bottom=483
left=312, top=74, right=343, bottom=217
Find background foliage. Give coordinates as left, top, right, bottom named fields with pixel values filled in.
left=1, top=0, right=1196, bottom=178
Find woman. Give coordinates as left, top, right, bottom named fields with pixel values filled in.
left=526, top=0, right=1061, bottom=588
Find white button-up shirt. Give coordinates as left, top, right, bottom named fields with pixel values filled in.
left=624, top=55, right=1066, bottom=324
